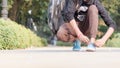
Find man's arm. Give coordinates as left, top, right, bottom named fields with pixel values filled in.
left=62, top=0, right=89, bottom=43
left=95, top=27, right=114, bottom=47
left=95, top=0, right=116, bottom=29
left=94, top=0, right=116, bottom=47
left=62, top=0, right=76, bottom=23
left=70, top=19, right=89, bottom=44
left=102, top=27, right=114, bottom=42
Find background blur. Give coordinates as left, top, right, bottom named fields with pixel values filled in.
left=0, top=0, right=120, bottom=48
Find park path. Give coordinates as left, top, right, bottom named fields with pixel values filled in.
left=0, top=46, right=120, bottom=68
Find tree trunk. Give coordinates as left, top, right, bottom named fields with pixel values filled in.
left=8, top=0, right=22, bottom=21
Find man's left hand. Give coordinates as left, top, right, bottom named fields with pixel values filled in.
left=94, top=39, right=106, bottom=47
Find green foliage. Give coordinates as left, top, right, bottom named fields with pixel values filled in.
left=7, top=0, right=51, bottom=38
left=57, top=41, right=73, bottom=47
left=0, top=18, right=47, bottom=50
left=106, top=32, right=120, bottom=47
left=7, top=0, right=14, bottom=9
left=0, top=0, right=120, bottom=44
left=101, top=0, right=120, bottom=30
left=99, top=25, right=107, bottom=33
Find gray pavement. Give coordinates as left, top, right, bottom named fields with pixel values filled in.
left=0, top=47, right=120, bottom=68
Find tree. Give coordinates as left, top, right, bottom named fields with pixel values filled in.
left=101, top=0, right=120, bottom=30
left=7, top=0, right=50, bottom=37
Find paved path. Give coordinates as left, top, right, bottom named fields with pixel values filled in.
left=0, top=47, right=120, bottom=68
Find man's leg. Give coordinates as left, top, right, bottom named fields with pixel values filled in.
left=87, top=5, right=98, bottom=43
left=86, top=5, right=99, bottom=51
left=56, top=23, right=76, bottom=42
left=56, top=23, right=81, bottom=51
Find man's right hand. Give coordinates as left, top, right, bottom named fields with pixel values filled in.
left=70, top=19, right=90, bottom=44
left=78, top=34, right=89, bottom=44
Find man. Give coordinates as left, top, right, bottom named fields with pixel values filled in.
left=56, top=0, right=116, bottom=51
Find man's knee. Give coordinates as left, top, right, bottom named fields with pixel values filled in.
left=56, top=25, right=76, bottom=42
left=56, top=27, right=64, bottom=40
left=88, top=5, right=98, bottom=14
left=56, top=27, right=68, bottom=42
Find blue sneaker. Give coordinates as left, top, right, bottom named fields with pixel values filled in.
left=86, top=43, right=96, bottom=52
left=73, top=40, right=81, bottom=51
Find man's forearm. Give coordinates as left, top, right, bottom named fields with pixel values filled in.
left=70, top=19, right=83, bottom=36
left=102, top=27, right=114, bottom=41
left=69, top=19, right=89, bottom=43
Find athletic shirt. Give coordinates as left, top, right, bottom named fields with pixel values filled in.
left=74, top=1, right=91, bottom=22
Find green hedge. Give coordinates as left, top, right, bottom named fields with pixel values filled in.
left=106, top=32, right=120, bottom=47
left=57, top=41, right=73, bottom=47
left=0, top=18, right=47, bottom=50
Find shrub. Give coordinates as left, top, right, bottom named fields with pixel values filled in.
left=106, top=32, right=120, bottom=47
left=0, top=18, right=47, bottom=50
left=57, top=41, right=73, bottom=46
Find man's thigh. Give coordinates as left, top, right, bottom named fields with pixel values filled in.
left=56, top=23, right=77, bottom=42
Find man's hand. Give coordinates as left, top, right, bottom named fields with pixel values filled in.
left=78, top=34, right=89, bottom=44
left=94, top=39, right=105, bottom=47
left=95, top=27, right=114, bottom=47
left=69, top=19, right=90, bottom=44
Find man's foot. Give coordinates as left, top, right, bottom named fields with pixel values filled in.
left=86, top=43, right=96, bottom=52
left=73, top=40, right=81, bottom=51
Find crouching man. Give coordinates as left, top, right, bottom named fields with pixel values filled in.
left=56, top=0, right=116, bottom=51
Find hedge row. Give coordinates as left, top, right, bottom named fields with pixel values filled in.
left=0, top=18, right=47, bottom=50
left=106, top=32, right=120, bottom=47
